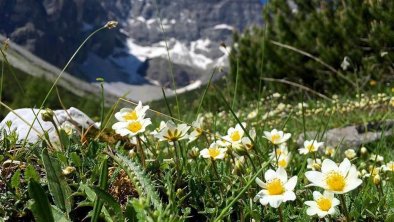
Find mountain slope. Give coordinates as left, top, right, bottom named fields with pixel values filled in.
left=0, top=0, right=264, bottom=101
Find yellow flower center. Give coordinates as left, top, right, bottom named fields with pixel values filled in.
left=230, top=131, right=241, bottom=142
left=271, top=134, right=281, bottom=144
left=165, top=129, right=181, bottom=141
left=266, top=178, right=285, bottom=195
left=306, top=144, right=315, bottom=152
left=325, top=171, right=346, bottom=191
left=208, top=148, right=220, bottom=159
left=124, top=110, right=138, bottom=121
left=316, top=197, right=332, bottom=211
left=275, top=148, right=283, bottom=155
left=278, top=159, right=287, bottom=168
left=127, top=121, right=142, bottom=133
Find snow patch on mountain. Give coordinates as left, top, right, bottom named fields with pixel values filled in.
left=126, top=38, right=228, bottom=70
left=213, top=24, right=234, bottom=30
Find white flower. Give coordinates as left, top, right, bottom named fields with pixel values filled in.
left=114, top=101, right=149, bottom=122
left=341, top=56, right=350, bottom=71
left=370, top=154, right=384, bottom=162
left=344, top=149, right=356, bottom=159
left=382, top=161, right=394, bottom=172
left=241, top=129, right=256, bottom=150
left=60, top=122, right=76, bottom=136
left=222, top=123, right=246, bottom=145
left=304, top=191, right=340, bottom=218
left=298, top=140, right=324, bottom=154
left=263, top=129, right=291, bottom=145
left=272, top=93, right=281, bottom=98
left=112, top=118, right=151, bottom=137
left=247, top=110, right=258, bottom=119
left=150, top=121, right=167, bottom=136
left=254, top=167, right=297, bottom=208
left=188, top=115, right=205, bottom=142
left=200, top=142, right=227, bottom=160
left=269, top=143, right=289, bottom=160
left=325, top=146, right=336, bottom=157
left=305, top=158, right=362, bottom=194
left=307, top=158, right=322, bottom=171
left=154, top=121, right=190, bottom=142
left=275, top=153, right=292, bottom=169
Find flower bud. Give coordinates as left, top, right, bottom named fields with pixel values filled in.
left=188, top=147, right=200, bottom=159
left=360, top=147, right=368, bottom=156
left=373, top=174, right=381, bottom=185
left=62, top=166, right=76, bottom=175
left=312, top=163, right=321, bottom=171
left=41, top=108, right=54, bottom=122
left=233, top=144, right=248, bottom=156
left=105, top=21, right=118, bottom=29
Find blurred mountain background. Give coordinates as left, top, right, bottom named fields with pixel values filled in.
left=0, top=0, right=263, bottom=102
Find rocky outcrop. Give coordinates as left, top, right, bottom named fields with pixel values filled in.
left=297, top=120, right=394, bottom=150
left=0, top=107, right=97, bottom=144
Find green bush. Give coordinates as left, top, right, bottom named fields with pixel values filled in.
left=230, top=0, right=394, bottom=95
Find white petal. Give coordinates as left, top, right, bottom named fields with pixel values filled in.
left=323, top=190, right=334, bottom=199
left=199, top=149, right=210, bottom=158
left=304, top=201, right=316, bottom=207
left=112, top=121, right=127, bottom=130
left=305, top=171, right=325, bottom=188
left=267, top=195, right=283, bottom=208
left=264, top=169, right=276, bottom=181
left=276, top=167, right=288, bottom=183
left=256, top=177, right=266, bottom=188
left=306, top=206, right=318, bottom=216
left=313, top=191, right=323, bottom=200
left=317, top=211, right=328, bottom=218
left=339, top=158, right=351, bottom=175
left=332, top=198, right=340, bottom=207
left=260, top=196, right=270, bottom=206
left=284, top=176, right=297, bottom=191
left=343, top=178, right=362, bottom=193
left=283, top=191, right=296, bottom=201
left=298, top=148, right=307, bottom=154
left=321, top=159, right=338, bottom=173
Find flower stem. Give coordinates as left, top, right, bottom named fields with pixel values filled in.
left=340, top=194, right=351, bottom=222
left=278, top=205, right=284, bottom=222
left=136, top=135, right=146, bottom=167
left=211, top=159, right=220, bottom=180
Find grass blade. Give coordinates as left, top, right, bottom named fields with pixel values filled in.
left=91, top=157, right=109, bottom=222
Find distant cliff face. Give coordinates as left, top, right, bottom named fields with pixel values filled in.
left=0, top=0, right=263, bottom=88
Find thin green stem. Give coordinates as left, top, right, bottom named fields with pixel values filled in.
left=136, top=135, right=146, bottom=168
left=340, top=194, right=351, bottom=222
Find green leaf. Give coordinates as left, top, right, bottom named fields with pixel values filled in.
left=59, top=129, right=70, bottom=149
left=11, top=169, right=21, bottom=189
left=25, top=164, right=40, bottom=182
left=70, top=152, right=82, bottom=168
left=91, top=158, right=109, bottom=222
left=90, top=187, right=124, bottom=222
left=28, top=180, right=55, bottom=222
left=51, top=205, right=70, bottom=222
left=41, top=149, right=72, bottom=214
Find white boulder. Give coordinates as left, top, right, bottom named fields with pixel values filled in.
left=0, top=107, right=97, bottom=144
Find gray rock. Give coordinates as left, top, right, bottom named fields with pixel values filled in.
left=297, top=120, right=394, bottom=150
left=0, top=107, right=96, bottom=144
